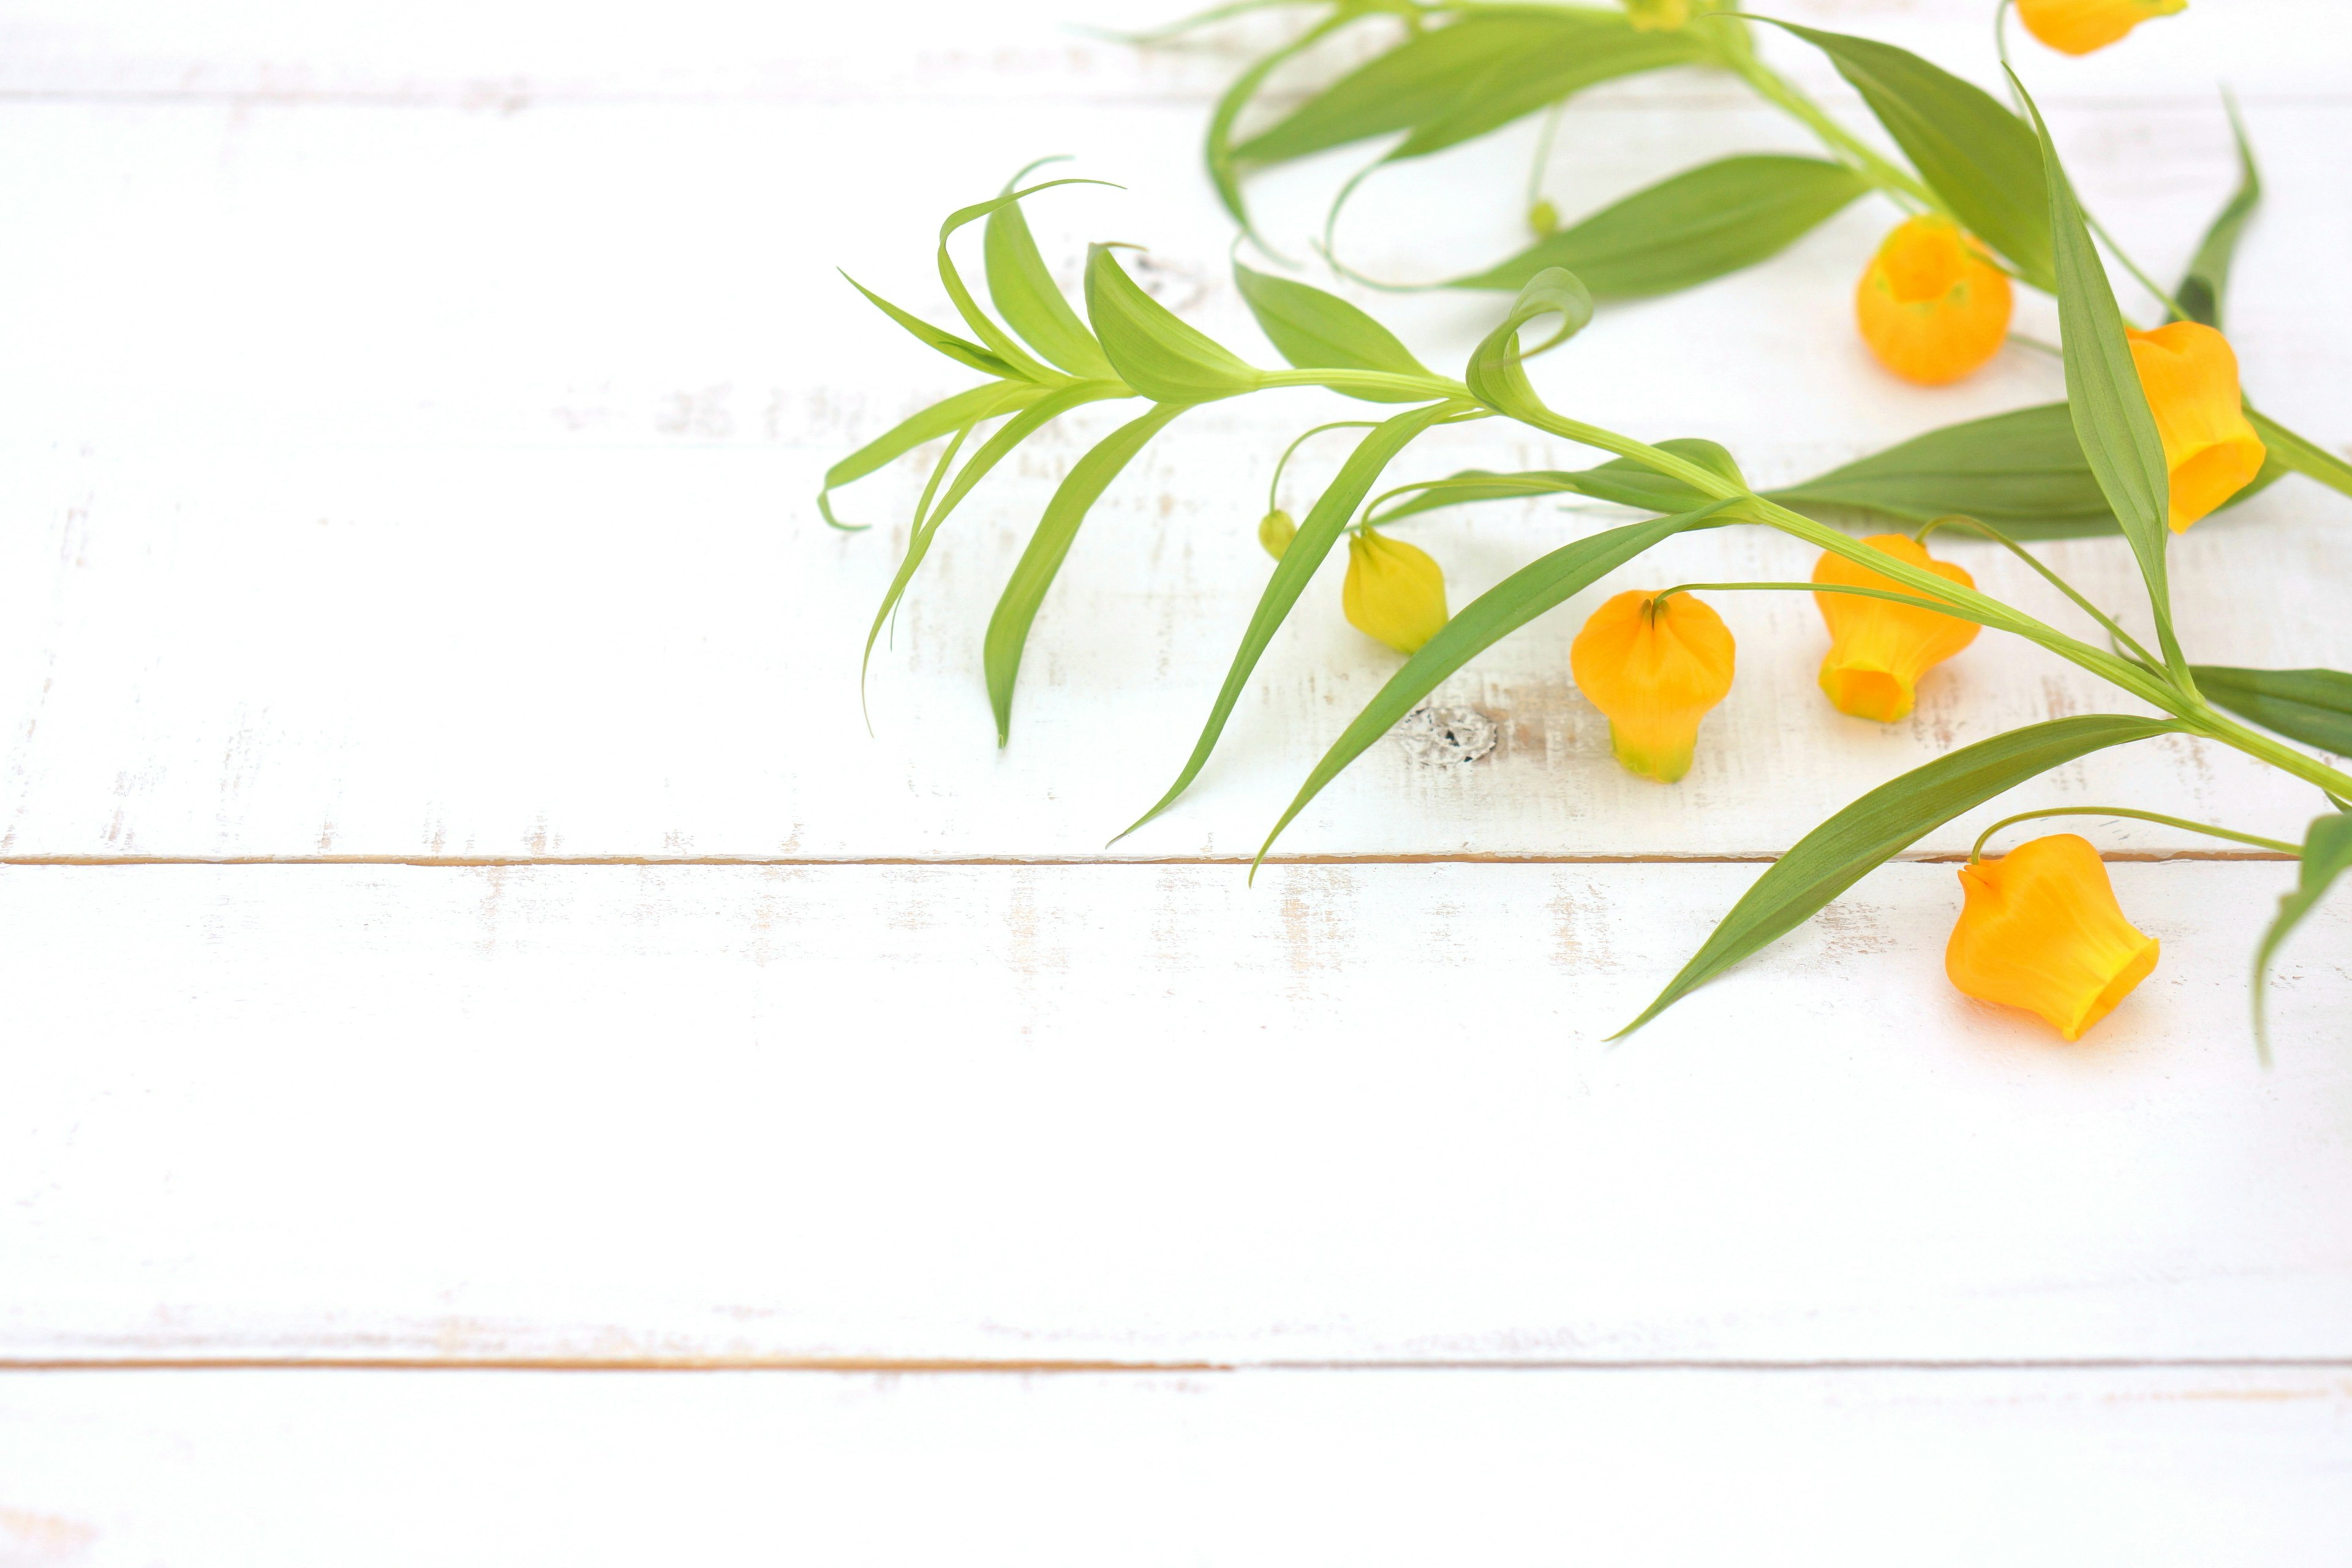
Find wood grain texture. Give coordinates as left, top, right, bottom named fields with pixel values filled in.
left=2, top=860, right=2345, bottom=1366
left=0, top=91, right=2345, bottom=858
left=2, top=1367, right=2349, bottom=1566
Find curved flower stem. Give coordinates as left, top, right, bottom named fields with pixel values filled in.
left=1268, top=420, right=1382, bottom=513
left=1913, top=514, right=2161, bottom=668
left=1969, top=807, right=2299, bottom=862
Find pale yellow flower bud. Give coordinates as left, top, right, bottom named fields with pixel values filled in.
left=1342, top=531, right=1448, bottom=654
left=1623, top=0, right=1691, bottom=31
left=1257, top=508, right=1297, bottom=560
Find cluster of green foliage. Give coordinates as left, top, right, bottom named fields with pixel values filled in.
left=825, top=15, right=2351, bottom=1044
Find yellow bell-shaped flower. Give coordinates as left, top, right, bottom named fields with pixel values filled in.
left=1855, top=216, right=2014, bottom=385
left=1946, top=834, right=2160, bottom=1040
left=2017, top=0, right=2186, bottom=56
left=1343, top=530, right=1448, bottom=654
left=2127, top=321, right=2267, bottom=533
left=1814, top=534, right=1980, bottom=723
left=1570, top=590, right=1736, bottom=783
left=1623, top=0, right=1691, bottom=30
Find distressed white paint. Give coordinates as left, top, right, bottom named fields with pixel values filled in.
left=0, top=88, right=2344, bottom=857
left=5, top=1, right=2351, bottom=1547
left=2, top=1368, right=2350, bottom=1566
left=2, top=861, right=2345, bottom=1364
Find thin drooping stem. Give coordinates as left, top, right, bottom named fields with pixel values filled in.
left=1267, top=420, right=1382, bottom=513
left=1969, top=807, right=2299, bottom=862
left=1913, top=514, right=2160, bottom=669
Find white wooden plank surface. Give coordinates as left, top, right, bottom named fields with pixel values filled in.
left=4, top=860, right=2345, bottom=1365
left=0, top=92, right=2345, bottom=858
left=2, top=1368, right=2348, bottom=1566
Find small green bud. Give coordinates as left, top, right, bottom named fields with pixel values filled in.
left=1258, top=508, right=1297, bottom=559
left=1528, top=199, right=1559, bottom=237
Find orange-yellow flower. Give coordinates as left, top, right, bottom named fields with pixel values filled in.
left=1855, top=216, right=2014, bottom=385
left=2017, top=0, right=2186, bottom=56
left=1813, top=535, right=1979, bottom=723
left=1570, top=590, right=1736, bottom=783
left=1343, top=530, right=1447, bottom=654
left=2127, top=321, right=2267, bottom=532
left=1946, top=834, right=2160, bottom=1039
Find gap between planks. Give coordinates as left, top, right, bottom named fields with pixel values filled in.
left=7, top=1357, right=2352, bottom=1375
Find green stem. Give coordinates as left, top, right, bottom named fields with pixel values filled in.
left=1716, top=43, right=1940, bottom=215
left=2184, top=703, right=2352, bottom=801
left=2248, top=407, right=2352, bottom=502
left=1268, top=420, right=1382, bottom=513
left=1914, top=514, right=2160, bottom=668
left=1969, top=807, right=2298, bottom=862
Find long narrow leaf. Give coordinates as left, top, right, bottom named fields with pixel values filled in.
left=1205, top=9, right=1354, bottom=232
left=2247, top=408, right=2352, bottom=503
left=1463, top=267, right=1594, bottom=419
left=818, top=380, right=1046, bottom=530
left=1448, top=155, right=1869, bottom=296
left=862, top=382, right=1130, bottom=682
left=1085, top=244, right=1266, bottom=404
left=937, top=178, right=1117, bottom=383
left=1121, top=401, right=1463, bottom=839
left=2254, top=812, right=2352, bottom=1050
left=1235, top=261, right=1433, bottom=390
left=1619, top=715, right=2182, bottom=1035
left=2192, top=665, right=2352, bottom=755
left=2174, top=97, right=2260, bottom=329
left=1251, top=503, right=1735, bottom=869
left=1769, top=402, right=2284, bottom=540
left=2016, top=71, right=2181, bottom=669
left=1772, top=23, right=2052, bottom=288
left=840, top=273, right=1018, bottom=379
left=1233, top=10, right=1680, bottom=167
left=984, top=167, right=1118, bottom=379
left=983, top=402, right=1194, bottom=742
left=1371, top=438, right=1743, bottom=524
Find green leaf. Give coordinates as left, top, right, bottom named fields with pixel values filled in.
left=2174, top=97, right=2260, bottom=329
left=2247, top=407, right=2352, bottom=503
left=1234, top=261, right=1433, bottom=393
left=818, top=380, right=1049, bottom=530
left=1233, top=10, right=1698, bottom=168
left=1770, top=22, right=2052, bottom=289
left=2016, top=71, right=2182, bottom=669
left=1447, top=156, right=1869, bottom=296
left=2254, top=810, right=2352, bottom=1050
left=862, top=382, right=1130, bottom=682
left=1085, top=244, right=1265, bottom=404
left=1384, top=17, right=1706, bottom=160
left=1463, top=266, right=1594, bottom=420
left=1120, top=401, right=1464, bottom=839
left=2191, top=665, right=2352, bottom=755
left=1619, top=714, right=2182, bottom=1035
left=1367, top=439, right=1744, bottom=525
left=984, top=165, right=1117, bottom=380
left=840, top=272, right=1019, bottom=380
left=983, top=401, right=1194, bottom=743
left=1768, top=402, right=2285, bottom=540
left=1251, top=503, right=1736, bottom=867
left=1204, top=9, right=1354, bottom=233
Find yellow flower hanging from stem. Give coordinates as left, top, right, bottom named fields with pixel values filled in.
left=1570, top=589, right=1736, bottom=783
left=2127, top=322, right=2267, bottom=532
left=1812, top=535, right=1980, bottom=723
left=2016, top=0, right=2187, bottom=56
left=1343, top=530, right=1448, bottom=654
left=1945, top=834, right=2161, bottom=1041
